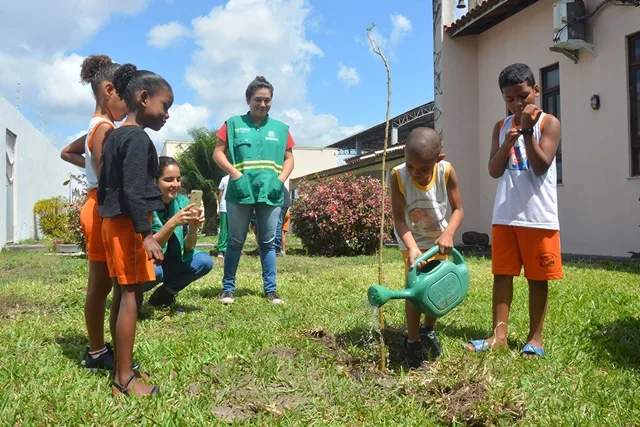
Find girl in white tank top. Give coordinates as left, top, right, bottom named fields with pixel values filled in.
left=58, top=55, right=131, bottom=374
left=85, top=116, right=116, bottom=189
left=492, top=113, right=559, bottom=230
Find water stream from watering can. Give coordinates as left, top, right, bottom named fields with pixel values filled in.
left=370, top=306, right=388, bottom=371
left=368, top=307, right=379, bottom=345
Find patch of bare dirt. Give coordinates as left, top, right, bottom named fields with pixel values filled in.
left=304, top=326, right=398, bottom=382
left=0, top=298, right=44, bottom=320
left=305, top=326, right=525, bottom=426
left=208, top=348, right=312, bottom=424
left=397, top=362, right=525, bottom=426
left=210, top=380, right=308, bottom=424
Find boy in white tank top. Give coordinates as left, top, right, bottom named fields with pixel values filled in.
left=390, top=127, right=464, bottom=368
left=465, top=63, right=563, bottom=359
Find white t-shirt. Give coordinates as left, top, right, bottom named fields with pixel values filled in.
left=392, top=161, right=450, bottom=250
left=491, top=112, right=559, bottom=230
left=218, top=175, right=229, bottom=213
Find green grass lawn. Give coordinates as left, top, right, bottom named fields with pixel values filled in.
left=1, top=245, right=639, bottom=426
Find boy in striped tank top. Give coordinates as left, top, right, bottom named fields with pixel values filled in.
left=465, top=63, right=563, bottom=359
left=391, top=127, right=464, bottom=368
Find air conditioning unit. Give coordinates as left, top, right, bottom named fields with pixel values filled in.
left=552, top=0, right=596, bottom=61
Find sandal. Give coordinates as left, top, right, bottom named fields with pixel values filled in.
left=463, top=339, right=491, bottom=353
left=520, top=343, right=544, bottom=358
left=112, top=374, right=160, bottom=396
left=134, top=369, right=152, bottom=382
left=110, top=369, right=151, bottom=383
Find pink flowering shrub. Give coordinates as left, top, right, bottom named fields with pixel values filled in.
left=290, top=174, right=393, bottom=256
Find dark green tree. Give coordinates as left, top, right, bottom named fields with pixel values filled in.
left=177, top=127, right=225, bottom=235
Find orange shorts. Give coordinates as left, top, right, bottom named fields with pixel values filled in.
left=101, top=214, right=155, bottom=285
left=283, top=210, right=290, bottom=232
left=80, top=189, right=107, bottom=262
left=401, top=249, right=448, bottom=276
left=492, top=225, right=564, bottom=281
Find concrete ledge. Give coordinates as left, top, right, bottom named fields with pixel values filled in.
left=3, top=244, right=48, bottom=253
left=195, top=243, right=216, bottom=249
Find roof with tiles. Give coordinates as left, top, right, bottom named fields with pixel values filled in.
left=445, top=0, right=539, bottom=37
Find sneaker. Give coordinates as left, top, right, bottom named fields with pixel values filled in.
left=404, top=338, right=426, bottom=369
left=220, top=291, right=235, bottom=304
left=265, top=292, right=284, bottom=304
left=419, top=325, right=442, bottom=360
left=82, top=343, right=140, bottom=371
left=148, top=286, right=176, bottom=308
left=217, top=252, right=225, bottom=258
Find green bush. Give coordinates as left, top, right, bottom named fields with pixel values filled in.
left=33, top=197, right=73, bottom=242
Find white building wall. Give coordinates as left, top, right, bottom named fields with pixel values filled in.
left=0, top=96, right=75, bottom=247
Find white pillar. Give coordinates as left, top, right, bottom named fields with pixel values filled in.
left=391, top=127, right=398, bottom=145
left=433, top=0, right=457, bottom=144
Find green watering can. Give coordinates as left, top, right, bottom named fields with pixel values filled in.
left=367, top=245, right=470, bottom=318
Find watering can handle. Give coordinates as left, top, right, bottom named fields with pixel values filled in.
left=412, top=245, right=466, bottom=269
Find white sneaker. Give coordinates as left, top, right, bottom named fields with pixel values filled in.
left=219, top=291, right=235, bottom=304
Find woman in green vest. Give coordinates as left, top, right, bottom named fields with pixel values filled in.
left=143, top=156, right=214, bottom=307
left=213, top=76, right=295, bottom=305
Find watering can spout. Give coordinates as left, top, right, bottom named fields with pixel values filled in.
left=367, top=285, right=415, bottom=307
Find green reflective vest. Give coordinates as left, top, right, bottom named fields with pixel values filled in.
left=152, top=194, right=201, bottom=263
left=224, top=114, right=288, bottom=207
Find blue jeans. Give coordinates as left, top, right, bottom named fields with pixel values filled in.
left=223, top=202, right=280, bottom=294
left=143, top=251, right=214, bottom=295
left=275, top=207, right=288, bottom=252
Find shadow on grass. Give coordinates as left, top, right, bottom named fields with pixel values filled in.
left=196, top=287, right=264, bottom=299
left=587, top=317, right=640, bottom=369
left=333, top=324, right=408, bottom=370
left=138, top=303, right=202, bottom=321
left=335, top=321, right=497, bottom=370
left=438, top=323, right=495, bottom=341
left=279, top=248, right=307, bottom=256
left=50, top=332, right=88, bottom=366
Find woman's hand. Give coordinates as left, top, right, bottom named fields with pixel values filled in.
left=169, top=204, right=197, bottom=227
left=189, top=206, right=205, bottom=228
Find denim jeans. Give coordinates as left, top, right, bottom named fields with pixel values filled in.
left=143, top=251, right=213, bottom=295
left=223, top=201, right=280, bottom=294
left=274, top=207, right=288, bottom=252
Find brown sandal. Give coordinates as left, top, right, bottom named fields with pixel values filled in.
left=112, top=374, right=160, bottom=396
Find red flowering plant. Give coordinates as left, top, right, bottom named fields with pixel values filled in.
left=289, top=173, right=393, bottom=256
left=66, top=194, right=87, bottom=254
left=60, top=173, right=88, bottom=254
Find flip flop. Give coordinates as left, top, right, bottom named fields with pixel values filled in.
left=463, top=339, right=490, bottom=353
left=520, top=343, right=544, bottom=358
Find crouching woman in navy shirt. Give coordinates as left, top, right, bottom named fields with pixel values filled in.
left=143, top=156, right=213, bottom=307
